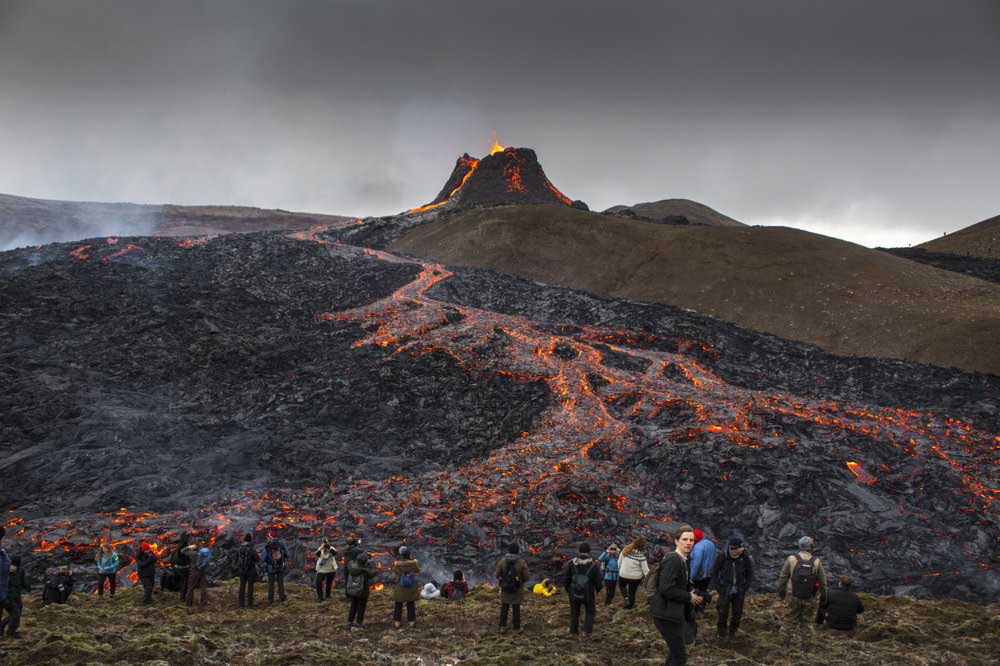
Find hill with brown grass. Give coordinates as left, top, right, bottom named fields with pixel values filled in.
left=603, top=198, right=745, bottom=227
left=918, top=213, right=1000, bottom=259
left=391, top=205, right=1000, bottom=376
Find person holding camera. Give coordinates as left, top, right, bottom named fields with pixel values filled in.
left=314, top=538, right=338, bottom=603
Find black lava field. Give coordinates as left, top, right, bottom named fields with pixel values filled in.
left=1, top=227, right=997, bottom=602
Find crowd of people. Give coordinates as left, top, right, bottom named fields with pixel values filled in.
left=0, top=523, right=867, bottom=661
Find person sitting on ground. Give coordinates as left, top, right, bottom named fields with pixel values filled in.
left=95, top=543, right=120, bottom=598
left=617, top=536, right=650, bottom=609
left=532, top=578, right=557, bottom=597
left=0, top=555, right=29, bottom=638
left=314, top=537, right=338, bottom=603
left=420, top=581, right=441, bottom=599
left=777, top=536, right=828, bottom=653
left=42, top=566, right=74, bottom=605
left=821, top=576, right=864, bottom=631
left=182, top=538, right=211, bottom=608
left=496, top=543, right=529, bottom=633
left=710, top=534, right=753, bottom=641
left=136, top=542, right=158, bottom=607
left=390, top=545, right=421, bottom=629
left=561, top=542, right=603, bottom=640
left=236, top=533, right=259, bottom=609
left=442, top=570, right=469, bottom=600
left=597, top=543, right=621, bottom=606
left=345, top=551, right=376, bottom=630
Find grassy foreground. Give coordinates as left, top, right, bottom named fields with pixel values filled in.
left=2, top=581, right=998, bottom=665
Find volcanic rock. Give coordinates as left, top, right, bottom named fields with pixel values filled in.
left=603, top=198, right=745, bottom=227
left=882, top=246, right=1000, bottom=284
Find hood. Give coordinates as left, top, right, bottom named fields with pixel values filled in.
left=572, top=556, right=594, bottom=566
left=501, top=553, right=521, bottom=563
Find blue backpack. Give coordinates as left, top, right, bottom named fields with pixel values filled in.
left=399, top=572, right=416, bottom=588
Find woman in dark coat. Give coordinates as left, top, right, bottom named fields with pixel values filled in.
left=495, top=543, right=529, bottom=631
left=649, top=525, right=704, bottom=666
left=346, top=552, right=377, bottom=629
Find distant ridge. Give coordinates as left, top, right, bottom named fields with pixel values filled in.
left=918, top=213, right=1000, bottom=259
left=603, top=198, right=745, bottom=227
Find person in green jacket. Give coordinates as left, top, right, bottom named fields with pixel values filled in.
left=345, top=552, right=377, bottom=630
left=390, top=546, right=421, bottom=629
left=1, top=556, right=30, bottom=638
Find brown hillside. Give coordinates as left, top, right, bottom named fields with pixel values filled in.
left=918, top=213, right=1000, bottom=259
left=391, top=205, right=1000, bottom=376
left=603, top=198, right=745, bottom=227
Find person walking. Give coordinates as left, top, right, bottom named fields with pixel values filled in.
left=0, top=555, right=29, bottom=639
left=495, top=543, right=528, bottom=632
left=262, top=533, right=289, bottom=604
left=561, top=542, right=603, bottom=639
left=236, top=533, right=259, bottom=609
left=95, top=543, right=120, bottom=598
left=390, top=546, right=421, bottom=629
left=135, top=542, right=158, bottom=607
left=649, top=525, right=704, bottom=666
left=314, top=538, right=338, bottom=603
left=170, top=533, right=192, bottom=600
left=618, top=537, right=650, bottom=609
left=710, top=535, right=753, bottom=641
left=597, top=543, right=621, bottom=605
left=820, top=576, right=864, bottom=631
left=183, top=539, right=211, bottom=608
left=345, top=551, right=376, bottom=629
left=777, top=536, right=828, bottom=653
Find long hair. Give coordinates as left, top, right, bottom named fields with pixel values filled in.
left=621, top=536, right=647, bottom=558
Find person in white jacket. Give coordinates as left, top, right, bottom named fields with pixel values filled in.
left=617, top=536, right=650, bottom=609
left=315, top=538, right=338, bottom=603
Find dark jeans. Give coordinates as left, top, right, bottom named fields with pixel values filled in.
left=500, top=602, right=521, bottom=628
left=239, top=574, right=255, bottom=608
left=349, top=595, right=369, bottom=625
left=185, top=567, right=208, bottom=607
left=268, top=571, right=286, bottom=603
left=176, top=567, right=190, bottom=599
left=0, top=598, right=21, bottom=635
left=97, top=572, right=117, bottom=596
left=393, top=601, right=416, bottom=623
left=315, top=571, right=336, bottom=600
left=653, top=617, right=687, bottom=666
left=140, top=576, right=154, bottom=606
left=620, top=578, right=641, bottom=608
left=569, top=598, right=596, bottom=635
left=603, top=579, right=617, bottom=605
left=717, top=592, right=745, bottom=635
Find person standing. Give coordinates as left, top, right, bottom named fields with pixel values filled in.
left=597, top=543, right=621, bottom=605
left=314, top=538, right=338, bottom=603
left=341, top=537, right=362, bottom=595
left=617, top=536, right=650, bottom=609
left=495, top=543, right=528, bottom=632
left=777, top=536, right=828, bottom=653
left=183, top=539, right=211, bottom=608
left=561, top=543, right=603, bottom=639
left=710, top=535, right=753, bottom=640
left=649, top=525, right=703, bottom=666
left=0, top=555, right=29, bottom=639
left=170, top=533, right=192, bottom=600
left=821, top=576, right=864, bottom=631
left=236, top=533, right=259, bottom=609
left=689, top=529, right=716, bottom=599
left=390, top=545, right=421, bottom=629
left=345, top=551, right=377, bottom=629
left=135, top=542, right=158, bottom=607
left=0, top=527, right=12, bottom=634
left=262, top=533, right=289, bottom=604
left=95, top=543, right=121, bottom=598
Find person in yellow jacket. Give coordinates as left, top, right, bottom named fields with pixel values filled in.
left=533, top=578, right=557, bottom=596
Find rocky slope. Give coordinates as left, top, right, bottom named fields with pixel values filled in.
left=917, top=213, right=1000, bottom=259
left=603, top=198, right=745, bottom=227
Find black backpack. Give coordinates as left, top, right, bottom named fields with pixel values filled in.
left=345, top=569, right=366, bottom=598
left=570, top=563, right=595, bottom=602
left=790, top=554, right=819, bottom=599
left=499, top=560, right=521, bottom=593
left=238, top=545, right=258, bottom=575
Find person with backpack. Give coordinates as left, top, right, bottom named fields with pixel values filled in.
left=820, top=576, right=864, bottom=631
left=342, top=537, right=362, bottom=595
left=560, top=543, right=603, bottom=639
left=345, top=551, right=376, bottom=629
left=617, top=536, right=650, bottom=609
left=649, top=525, right=704, bottom=666
left=0, top=555, right=29, bottom=638
left=262, top=533, right=289, bottom=604
left=710, top=535, right=753, bottom=641
left=777, top=536, right=828, bottom=652
left=314, top=538, right=338, bottom=603
left=135, top=542, right=158, bottom=607
left=236, top=533, right=259, bottom=609
left=597, top=543, right=621, bottom=605
left=390, top=545, right=421, bottom=629
left=95, top=543, right=121, bottom=598
left=170, top=533, right=192, bottom=600
left=442, top=570, right=469, bottom=600
left=41, top=566, right=74, bottom=605
left=495, top=543, right=528, bottom=632
left=182, top=538, right=211, bottom=608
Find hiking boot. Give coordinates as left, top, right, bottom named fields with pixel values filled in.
left=393, top=621, right=402, bottom=630
left=408, top=621, right=416, bottom=629
left=499, top=625, right=509, bottom=634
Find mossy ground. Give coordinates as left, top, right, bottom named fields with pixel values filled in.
left=2, top=582, right=998, bottom=665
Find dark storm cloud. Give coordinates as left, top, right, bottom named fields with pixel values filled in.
left=1, top=0, right=998, bottom=246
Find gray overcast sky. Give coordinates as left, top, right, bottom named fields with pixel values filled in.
left=1, top=0, right=998, bottom=247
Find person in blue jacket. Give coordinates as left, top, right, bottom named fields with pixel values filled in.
left=596, top=543, right=620, bottom=605
left=689, top=529, right=716, bottom=597
left=95, top=543, right=121, bottom=598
